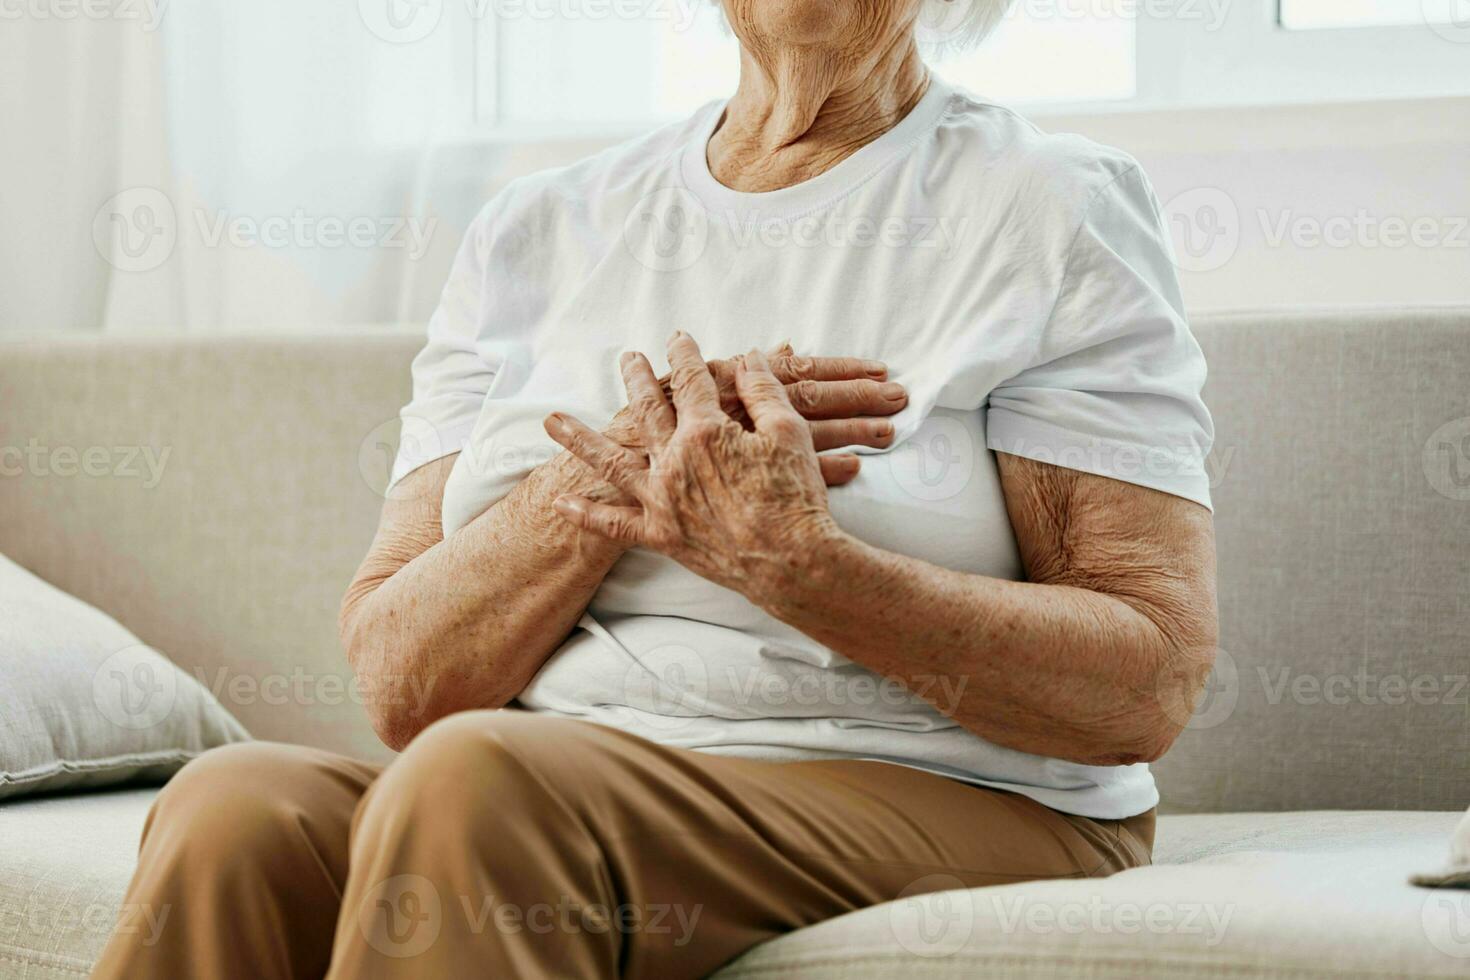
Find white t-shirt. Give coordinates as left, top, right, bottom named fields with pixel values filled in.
left=390, top=75, right=1213, bottom=820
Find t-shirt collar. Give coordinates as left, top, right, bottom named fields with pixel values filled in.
left=679, top=73, right=954, bottom=225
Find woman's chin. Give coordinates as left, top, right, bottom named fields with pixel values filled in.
left=736, top=0, right=855, bottom=47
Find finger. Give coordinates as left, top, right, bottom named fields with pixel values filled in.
left=620, top=351, right=675, bottom=448
left=735, top=348, right=807, bottom=437
left=544, top=413, right=649, bottom=495
left=768, top=355, right=889, bottom=383
left=784, top=378, right=908, bottom=421
left=819, top=454, right=862, bottom=486
left=809, top=418, right=897, bottom=452
left=666, top=332, right=726, bottom=422
left=552, top=495, right=647, bottom=544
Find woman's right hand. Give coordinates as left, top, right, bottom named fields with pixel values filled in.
left=606, top=343, right=907, bottom=486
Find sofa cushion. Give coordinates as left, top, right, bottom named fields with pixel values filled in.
left=0, top=789, right=155, bottom=979
left=0, top=553, right=249, bottom=801
left=713, top=810, right=1470, bottom=979
left=2, top=803, right=1463, bottom=979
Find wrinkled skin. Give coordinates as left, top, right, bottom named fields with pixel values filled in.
left=549, top=334, right=1219, bottom=766
left=340, top=344, right=909, bottom=750
left=342, top=0, right=1219, bottom=759
left=547, top=336, right=837, bottom=594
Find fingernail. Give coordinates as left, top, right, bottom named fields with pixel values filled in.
left=620, top=351, right=636, bottom=367
left=875, top=421, right=894, bottom=438
left=553, top=495, right=585, bottom=516
left=879, top=382, right=907, bottom=402
left=670, top=330, right=686, bottom=341
left=863, top=360, right=887, bottom=378
left=546, top=413, right=567, bottom=433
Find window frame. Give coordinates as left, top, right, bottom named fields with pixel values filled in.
left=453, top=0, right=1470, bottom=132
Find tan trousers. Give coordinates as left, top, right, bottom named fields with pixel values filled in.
left=92, top=711, right=1153, bottom=979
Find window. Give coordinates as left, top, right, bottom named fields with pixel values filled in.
left=451, top=0, right=1470, bottom=132
left=470, top=2, right=1137, bottom=130
left=1280, top=0, right=1467, bottom=31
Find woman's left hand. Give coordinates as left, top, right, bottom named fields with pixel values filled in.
left=543, top=331, right=842, bottom=596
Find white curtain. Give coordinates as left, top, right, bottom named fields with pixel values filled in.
left=0, top=1, right=494, bottom=333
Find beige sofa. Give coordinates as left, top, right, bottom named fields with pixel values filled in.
left=1, top=308, right=1468, bottom=978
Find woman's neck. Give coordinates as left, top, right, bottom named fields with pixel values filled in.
left=707, top=36, right=929, bottom=194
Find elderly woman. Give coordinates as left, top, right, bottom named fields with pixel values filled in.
left=94, top=1, right=1217, bottom=977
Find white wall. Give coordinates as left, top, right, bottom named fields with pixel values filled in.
left=399, top=95, right=1470, bottom=322
left=1035, top=96, right=1470, bottom=312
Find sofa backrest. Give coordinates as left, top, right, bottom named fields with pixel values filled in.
left=1160, top=308, right=1470, bottom=813
left=2, top=310, right=1467, bottom=809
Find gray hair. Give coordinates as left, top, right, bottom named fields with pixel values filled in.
left=913, top=0, right=1016, bottom=54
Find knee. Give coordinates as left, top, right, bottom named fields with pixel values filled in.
left=361, top=712, right=618, bottom=830
left=146, top=742, right=337, bottom=870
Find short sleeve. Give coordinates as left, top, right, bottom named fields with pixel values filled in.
left=985, top=166, right=1215, bottom=509
left=388, top=204, right=499, bottom=489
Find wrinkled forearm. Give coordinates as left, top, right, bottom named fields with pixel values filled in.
left=754, top=524, right=1208, bottom=766
left=341, top=451, right=628, bottom=750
